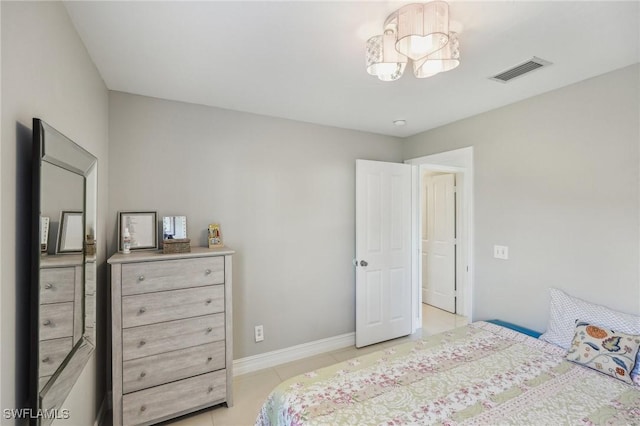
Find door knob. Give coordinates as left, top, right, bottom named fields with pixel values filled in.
left=360, top=260, right=368, bottom=267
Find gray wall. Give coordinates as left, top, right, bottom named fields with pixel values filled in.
left=1, top=2, right=109, bottom=424
left=403, top=64, right=640, bottom=331
left=108, top=92, right=403, bottom=358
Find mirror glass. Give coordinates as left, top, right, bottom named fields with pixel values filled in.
left=163, top=216, right=188, bottom=239
left=32, top=119, right=97, bottom=425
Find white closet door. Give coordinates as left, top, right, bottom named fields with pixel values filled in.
left=424, top=173, right=456, bottom=313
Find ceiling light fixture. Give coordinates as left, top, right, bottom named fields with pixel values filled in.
left=366, top=1, right=460, bottom=81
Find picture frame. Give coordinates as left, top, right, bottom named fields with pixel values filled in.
left=162, top=216, right=188, bottom=240
left=208, top=223, right=224, bottom=248
left=57, top=211, right=84, bottom=254
left=118, top=211, right=158, bottom=252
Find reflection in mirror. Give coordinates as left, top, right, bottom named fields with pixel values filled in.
left=41, top=162, right=83, bottom=254
left=31, top=119, right=97, bottom=426
left=163, top=216, right=188, bottom=239
left=56, top=211, right=83, bottom=253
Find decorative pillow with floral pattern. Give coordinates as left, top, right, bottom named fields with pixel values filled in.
left=566, top=321, right=640, bottom=384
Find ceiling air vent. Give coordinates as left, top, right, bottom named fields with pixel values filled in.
left=489, top=57, right=552, bottom=83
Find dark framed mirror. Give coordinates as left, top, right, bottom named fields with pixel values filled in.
left=30, top=119, right=97, bottom=425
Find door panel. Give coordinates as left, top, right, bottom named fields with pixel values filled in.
left=389, top=268, right=406, bottom=321
left=366, top=174, right=382, bottom=252
left=365, top=271, right=383, bottom=326
left=356, top=160, right=412, bottom=347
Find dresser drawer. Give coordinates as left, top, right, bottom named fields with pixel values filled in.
left=40, top=267, right=75, bottom=304
left=39, top=302, right=74, bottom=341
left=121, top=257, right=224, bottom=296
left=122, top=314, right=224, bottom=361
left=39, top=337, right=73, bottom=377
left=122, top=370, right=226, bottom=425
left=122, top=285, right=224, bottom=328
left=122, top=341, right=225, bottom=393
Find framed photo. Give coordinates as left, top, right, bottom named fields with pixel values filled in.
left=162, top=216, right=188, bottom=240
left=118, top=211, right=158, bottom=252
left=208, top=223, right=224, bottom=248
left=57, top=211, right=84, bottom=254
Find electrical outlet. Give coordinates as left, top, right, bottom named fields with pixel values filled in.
left=494, top=245, right=509, bottom=260
left=254, top=325, right=264, bottom=342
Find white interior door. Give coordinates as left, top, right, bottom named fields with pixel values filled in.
left=355, top=160, right=412, bottom=348
left=424, top=173, right=456, bottom=313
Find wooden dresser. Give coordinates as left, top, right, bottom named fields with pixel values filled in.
left=108, top=247, right=234, bottom=426
left=39, top=255, right=84, bottom=390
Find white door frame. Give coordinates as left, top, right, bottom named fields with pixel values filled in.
left=405, top=147, right=474, bottom=331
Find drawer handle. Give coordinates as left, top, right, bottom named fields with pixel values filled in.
left=205, top=269, right=212, bottom=275
left=44, top=283, right=53, bottom=290
left=140, top=405, right=146, bottom=412
left=138, top=275, right=145, bottom=282
left=208, top=386, right=214, bottom=393
left=138, top=307, right=146, bottom=314
left=206, top=327, right=213, bottom=333
left=139, top=340, right=146, bottom=347
left=205, top=299, right=212, bottom=305
left=42, top=357, right=50, bottom=363
left=139, top=371, right=146, bottom=378
left=43, top=319, right=52, bottom=326
left=207, top=356, right=213, bottom=362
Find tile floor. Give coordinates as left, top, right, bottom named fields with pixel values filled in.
left=165, top=304, right=467, bottom=426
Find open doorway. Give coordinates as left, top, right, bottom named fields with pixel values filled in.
left=422, top=170, right=457, bottom=313
left=406, top=147, right=474, bottom=332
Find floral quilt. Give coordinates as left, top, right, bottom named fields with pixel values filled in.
left=256, top=322, right=640, bottom=425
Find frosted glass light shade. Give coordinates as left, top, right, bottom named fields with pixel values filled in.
left=396, top=2, right=449, bottom=60
left=366, top=33, right=408, bottom=81
left=413, top=32, right=460, bottom=78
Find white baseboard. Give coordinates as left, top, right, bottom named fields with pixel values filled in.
left=233, top=332, right=355, bottom=376
left=94, top=396, right=107, bottom=426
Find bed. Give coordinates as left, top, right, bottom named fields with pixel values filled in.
left=256, top=317, right=640, bottom=425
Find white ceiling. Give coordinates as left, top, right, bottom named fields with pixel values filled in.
left=64, top=1, right=639, bottom=137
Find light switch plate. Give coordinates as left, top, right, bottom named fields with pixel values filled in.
left=494, top=245, right=509, bottom=260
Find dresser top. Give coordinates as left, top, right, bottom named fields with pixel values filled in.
left=107, top=246, right=234, bottom=264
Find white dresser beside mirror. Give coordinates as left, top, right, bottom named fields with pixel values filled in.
left=108, top=247, right=234, bottom=426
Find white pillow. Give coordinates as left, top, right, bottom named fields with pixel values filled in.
left=540, top=288, right=640, bottom=350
